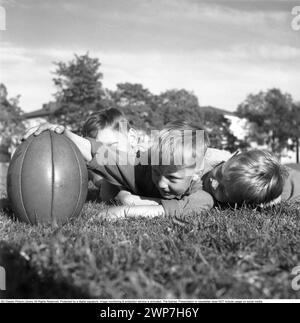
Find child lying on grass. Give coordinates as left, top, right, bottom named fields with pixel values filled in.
left=24, top=115, right=232, bottom=219
left=81, top=108, right=144, bottom=202
left=86, top=120, right=233, bottom=219
left=202, top=150, right=300, bottom=207
left=82, top=109, right=232, bottom=206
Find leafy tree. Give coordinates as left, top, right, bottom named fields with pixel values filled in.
left=288, top=103, right=300, bottom=163
left=237, top=89, right=293, bottom=155
left=0, top=84, right=25, bottom=153
left=46, top=54, right=242, bottom=152
left=156, top=89, right=200, bottom=126
left=198, top=109, right=242, bottom=152
left=155, top=89, right=240, bottom=151
left=111, top=83, right=160, bottom=131
left=50, top=53, right=105, bottom=133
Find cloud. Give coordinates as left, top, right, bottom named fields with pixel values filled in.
left=0, top=0, right=17, bottom=7
left=0, top=42, right=34, bottom=63
left=0, top=43, right=54, bottom=109
left=1, top=1, right=299, bottom=111
left=1, top=0, right=295, bottom=54
left=91, top=0, right=289, bottom=29
left=1, top=42, right=300, bottom=112
left=173, top=0, right=288, bottom=24
left=211, top=43, right=300, bottom=62
left=89, top=0, right=292, bottom=53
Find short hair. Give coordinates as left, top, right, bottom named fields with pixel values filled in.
left=152, top=120, right=210, bottom=169
left=82, top=108, right=128, bottom=138
left=222, top=150, right=288, bottom=205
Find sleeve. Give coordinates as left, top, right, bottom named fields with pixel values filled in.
left=100, top=181, right=120, bottom=202
left=282, top=169, right=300, bottom=203
left=160, top=190, right=214, bottom=217
left=86, top=138, right=138, bottom=193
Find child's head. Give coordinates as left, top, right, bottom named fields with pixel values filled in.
left=82, top=108, right=138, bottom=151
left=151, top=121, right=209, bottom=199
left=203, top=150, right=288, bottom=206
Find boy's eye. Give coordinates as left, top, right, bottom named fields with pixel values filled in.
left=168, top=176, right=181, bottom=182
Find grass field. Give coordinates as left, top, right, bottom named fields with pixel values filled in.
left=1, top=185, right=300, bottom=300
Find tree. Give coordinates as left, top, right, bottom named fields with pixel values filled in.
left=198, top=109, right=242, bottom=152
left=289, top=103, right=300, bottom=163
left=0, top=84, right=25, bottom=160
left=111, top=83, right=160, bottom=131
left=237, top=89, right=293, bottom=155
left=156, top=89, right=200, bottom=126
left=50, top=53, right=105, bottom=133
left=155, top=90, right=240, bottom=151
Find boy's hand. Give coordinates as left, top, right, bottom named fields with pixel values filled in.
left=116, top=191, right=161, bottom=206
left=98, top=205, right=165, bottom=222
left=22, top=123, right=66, bottom=141
left=22, top=123, right=92, bottom=162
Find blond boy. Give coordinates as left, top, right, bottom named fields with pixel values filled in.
left=202, top=150, right=299, bottom=206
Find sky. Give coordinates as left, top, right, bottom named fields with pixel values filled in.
left=0, top=0, right=300, bottom=112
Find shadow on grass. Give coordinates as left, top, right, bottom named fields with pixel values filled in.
left=0, top=198, right=15, bottom=222
left=0, top=197, right=9, bottom=209
left=1, top=188, right=102, bottom=222
left=86, top=188, right=100, bottom=203
left=0, top=241, right=90, bottom=299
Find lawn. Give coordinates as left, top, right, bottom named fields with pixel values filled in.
left=1, top=185, right=300, bottom=300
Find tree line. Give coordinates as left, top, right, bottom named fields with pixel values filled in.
left=1, top=53, right=300, bottom=161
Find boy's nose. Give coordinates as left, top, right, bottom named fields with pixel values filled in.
left=158, top=176, right=169, bottom=189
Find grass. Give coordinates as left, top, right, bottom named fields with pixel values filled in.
left=1, top=185, right=300, bottom=300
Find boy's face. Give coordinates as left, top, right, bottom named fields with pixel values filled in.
left=96, top=128, right=136, bottom=152
left=151, top=165, right=196, bottom=199
left=203, top=161, right=232, bottom=203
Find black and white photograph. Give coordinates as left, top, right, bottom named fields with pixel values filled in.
left=1, top=0, right=300, bottom=304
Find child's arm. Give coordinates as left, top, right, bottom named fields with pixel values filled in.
left=281, top=168, right=300, bottom=203
left=99, top=205, right=166, bottom=221
left=88, top=170, right=103, bottom=188
left=100, top=190, right=214, bottom=220
left=23, top=123, right=93, bottom=162
left=160, top=190, right=214, bottom=217
left=100, top=181, right=120, bottom=202
left=63, top=129, right=92, bottom=162
left=115, top=190, right=161, bottom=206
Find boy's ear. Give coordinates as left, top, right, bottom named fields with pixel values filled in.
left=128, top=128, right=138, bottom=148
